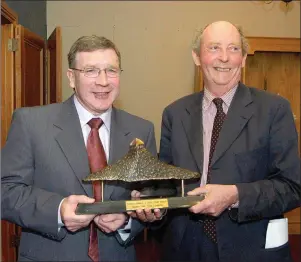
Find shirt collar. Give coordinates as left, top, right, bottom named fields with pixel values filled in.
left=203, top=85, right=238, bottom=112
left=73, top=95, right=112, bottom=131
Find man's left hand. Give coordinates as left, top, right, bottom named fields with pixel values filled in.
left=93, top=213, right=127, bottom=233
left=188, top=184, right=238, bottom=216
left=127, top=190, right=166, bottom=222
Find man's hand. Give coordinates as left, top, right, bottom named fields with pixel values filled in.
left=60, top=195, right=96, bottom=232
left=127, top=190, right=166, bottom=222
left=188, top=184, right=238, bottom=216
left=93, top=213, right=127, bottom=233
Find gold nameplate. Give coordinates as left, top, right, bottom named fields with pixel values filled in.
left=126, top=198, right=169, bottom=210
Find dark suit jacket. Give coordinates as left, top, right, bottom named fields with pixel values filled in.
left=158, top=83, right=300, bottom=262
left=1, top=96, right=157, bottom=262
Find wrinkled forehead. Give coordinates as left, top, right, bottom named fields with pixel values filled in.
left=202, top=23, right=241, bottom=46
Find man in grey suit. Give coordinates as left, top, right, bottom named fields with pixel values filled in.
left=157, top=21, right=300, bottom=262
left=1, top=35, right=157, bottom=261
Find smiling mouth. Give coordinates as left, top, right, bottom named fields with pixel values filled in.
left=93, top=92, right=110, bottom=98
left=214, top=67, right=231, bottom=72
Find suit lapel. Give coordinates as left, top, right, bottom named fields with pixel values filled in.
left=181, top=93, right=204, bottom=174
left=211, top=83, right=254, bottom=166
left=53, top=96, right=92, bottom=196
left=104, top=107, right=131, bottom=200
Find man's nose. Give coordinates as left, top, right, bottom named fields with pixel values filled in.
left=95, top=70, right=108, bottom=86
left=219, top=50, right=229, bottom=62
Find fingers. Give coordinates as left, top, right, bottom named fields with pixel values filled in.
left=135, top=209, right=148, bottom=222
left=188, top=185, right=235, bottom=216
left=135, top=208, right=164, bottom=222
left=189, top=201, right=208, bottom=214
left=187, top=186, right=208, bottom=196
left=153, top=208, right=165, bottom=220
left=94, top=216, right=112, bottom=233
left=127, top=211, right=137, bottom=218
left=100, top=214, right=123, bottom=223
left=131, top=190, right=141, bottom=199
left=75, top=195, right=95, bottom=203
left=60, top=195, right=96, bottom=232
left=94, top=214, right=126, bottom=233
left=63, top=213, right=96, bottom=232
left=65, top=195, right=95, bottom=205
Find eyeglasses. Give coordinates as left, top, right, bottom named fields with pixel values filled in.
left=71, top=67, right=123, bottom=78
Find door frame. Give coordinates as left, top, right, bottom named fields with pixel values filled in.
left=241, top=37, right=300, bottom=83
left=1, top=2, right=18, bottom=24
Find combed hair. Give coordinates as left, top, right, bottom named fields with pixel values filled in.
left=67, top=35, right=121, bottom=68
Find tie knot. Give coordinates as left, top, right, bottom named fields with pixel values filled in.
left=88, top=118, right=103, bottom=130
left=213, top=98, right=224, bottom=112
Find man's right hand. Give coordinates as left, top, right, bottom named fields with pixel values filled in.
left=60, top=195, right=96, bottom=232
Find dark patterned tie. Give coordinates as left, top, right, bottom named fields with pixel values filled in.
left=203, top=98, right=226, bottom=243
left=87, top=118, right=107, bottom=262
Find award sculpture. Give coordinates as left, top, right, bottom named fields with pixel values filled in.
left=76, top=138, right=205, bottom=214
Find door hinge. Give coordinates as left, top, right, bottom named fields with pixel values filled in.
left=8, top=38, right=18, bottom=52
left=10, top=234, right=20, bottom=248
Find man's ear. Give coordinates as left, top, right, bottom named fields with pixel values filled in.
left=192, top=50, right=201, bottom=66
left=241, top=53, right=247, bottom=68
left=67, top=69, right=75, bottom=89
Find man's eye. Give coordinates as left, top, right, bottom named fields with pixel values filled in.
left=107, top=68, right=117, bottom=73
left=230, top=46, right=240, bottom=52
left=209, top=46, right=219, bottom=51
left=86, top=68, right=96, bottom=73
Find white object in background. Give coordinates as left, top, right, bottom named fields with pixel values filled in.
left=265, top=218, right=288, bottom=249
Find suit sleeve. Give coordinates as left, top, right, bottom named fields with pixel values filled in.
left=235, top=100, right=301, bottom=222
left=1, top=109, right=67, bottom=240
left=159, top=107, right=173, bottom=164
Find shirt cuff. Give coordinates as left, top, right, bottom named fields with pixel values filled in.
left=229, top=201, right=239, bottom=209
left=117, top=217, right=132, bottom=241
left=58, top=198, right=65, bottom=231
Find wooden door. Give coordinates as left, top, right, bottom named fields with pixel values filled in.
left=1, top=3, right=19, bottom=261
left=244, top=52, right=300, bottom=150
left=1, top=23, right=19, bottom=262
left=14, top=24, right=45, bottom=108
left=1, top=4, right=62, bottom=261
left=46, top=27, right=62, bottom=104
left=243, top=45, right=300, bottom=236
left=1, top=22, right=46, bottom=262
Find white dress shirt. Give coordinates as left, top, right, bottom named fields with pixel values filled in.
left=58, top=96, right=131, bottom=240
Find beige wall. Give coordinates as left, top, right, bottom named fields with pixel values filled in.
left=47, top=1, right=300, bottom=148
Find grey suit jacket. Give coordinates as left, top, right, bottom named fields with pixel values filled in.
left=1, top=96, right=157, bottom=262
left=159, top=83, right=300, bottom=262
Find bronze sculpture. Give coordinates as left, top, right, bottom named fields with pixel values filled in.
left=76, top=138, right=205, bottom=214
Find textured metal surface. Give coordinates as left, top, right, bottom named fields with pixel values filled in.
left=83, top=138, right=200, bottom=182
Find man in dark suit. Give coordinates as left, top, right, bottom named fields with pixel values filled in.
left=158, top=21, right=300, bottom=262
left=1, top=35, right=157, bottom=261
